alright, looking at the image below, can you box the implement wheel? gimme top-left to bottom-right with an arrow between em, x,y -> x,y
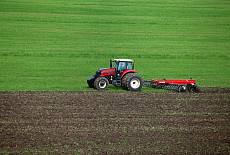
94,77 -> 109,90
187,84 -> 196,92
126,74 -> 143,91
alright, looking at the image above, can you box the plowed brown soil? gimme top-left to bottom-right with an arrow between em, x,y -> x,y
1,88 -> 229,154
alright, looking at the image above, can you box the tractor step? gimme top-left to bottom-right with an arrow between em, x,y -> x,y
112,77 -> 121,86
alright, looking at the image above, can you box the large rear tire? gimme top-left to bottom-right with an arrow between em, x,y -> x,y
122,73 -> 134,90
126,74 -> 143,91
94,77 -> 109,90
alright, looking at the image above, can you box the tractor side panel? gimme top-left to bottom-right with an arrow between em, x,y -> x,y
101,68 -> 116,77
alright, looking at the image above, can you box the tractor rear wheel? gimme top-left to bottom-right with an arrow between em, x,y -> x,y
126,74 -> 143,91
94,77 -> 109,90
122,73 -> 134,90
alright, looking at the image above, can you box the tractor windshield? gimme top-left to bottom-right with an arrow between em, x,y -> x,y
117,61 -> 133,71
118,62 -> 126,71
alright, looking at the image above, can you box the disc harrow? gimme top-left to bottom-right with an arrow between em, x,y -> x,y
144,78 -> 198,92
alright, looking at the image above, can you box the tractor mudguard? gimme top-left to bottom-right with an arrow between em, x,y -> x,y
121,70 -> 138,78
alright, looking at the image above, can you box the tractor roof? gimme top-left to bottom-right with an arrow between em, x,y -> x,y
114,59 -> 134,62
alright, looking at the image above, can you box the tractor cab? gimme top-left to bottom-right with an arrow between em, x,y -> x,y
111,59 -> 134,77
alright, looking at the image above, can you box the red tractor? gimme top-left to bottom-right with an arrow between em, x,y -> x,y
87,59 -> 143,91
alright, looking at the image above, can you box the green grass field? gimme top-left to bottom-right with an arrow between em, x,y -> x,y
1,0 -> 230,91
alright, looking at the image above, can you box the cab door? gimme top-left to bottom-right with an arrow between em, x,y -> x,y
117,61 -> 127,77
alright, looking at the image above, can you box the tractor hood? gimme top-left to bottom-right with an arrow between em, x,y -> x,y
96,68 -> 110,73
96,68 -> 111,75
95,68 -> 116,77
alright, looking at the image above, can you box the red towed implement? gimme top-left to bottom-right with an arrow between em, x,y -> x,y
144,78 -> 197,92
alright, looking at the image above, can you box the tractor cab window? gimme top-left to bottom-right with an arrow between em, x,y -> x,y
118,62 -> 126,71
114,61 -> 118,69
127,62 -> 133,69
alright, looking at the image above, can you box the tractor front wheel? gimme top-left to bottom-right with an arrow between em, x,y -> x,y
94,77 -> 109,90
126,74 -> 143,91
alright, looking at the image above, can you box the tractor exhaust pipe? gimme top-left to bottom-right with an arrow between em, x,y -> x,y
110,59 -> 113,68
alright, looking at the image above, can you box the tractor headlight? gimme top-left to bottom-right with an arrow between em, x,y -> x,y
96,70 -> 101,75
